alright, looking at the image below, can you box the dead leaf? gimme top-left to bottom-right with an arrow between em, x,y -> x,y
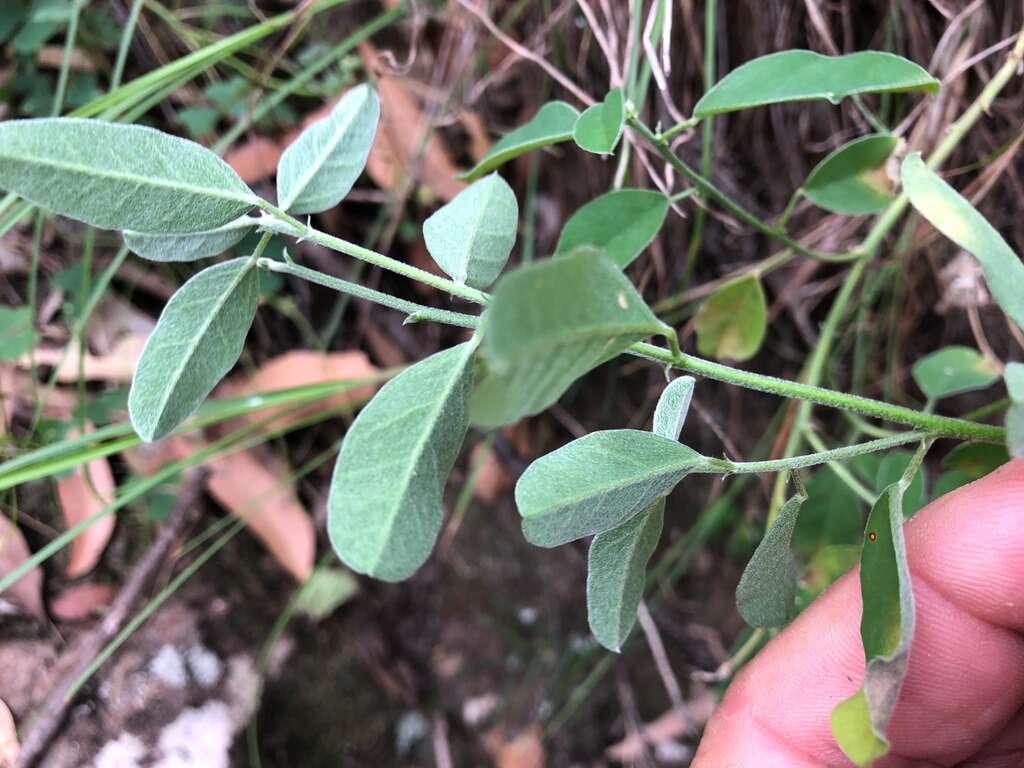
206,449 -> 314,583
0,513 -> 45,621
58,424 -> 117,578
50,582 -> 117,622
470,443 -> 510,505
23,333 -> 147,383
0,698 -> 18,768
483,724 -> 545,768
36,46 -> 94,71
605,710 -> 691,763
225,136 -> 284,185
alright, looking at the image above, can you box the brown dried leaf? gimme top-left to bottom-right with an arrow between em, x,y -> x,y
206,449 -> 314,583
50,582 -> 117,622
0,698 -> 18,768
225,136 -> 283,185
58,424 -> 117,578
0,514 -> 44,621
483,724 -> 545,768
470,443 -> 511,505
23,333 -> 147,383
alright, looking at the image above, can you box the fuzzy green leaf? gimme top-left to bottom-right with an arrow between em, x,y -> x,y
555,190 -> 669,269
0,306 -> 36,361
573,87 -> 624,155
294,567 -> 359,621
652,376 -> 695,440
902,153 -> 1024,333
831,690 -> 890,767
695,274 -> 767,362
516,430 -> 701,547
328,341 -> 475,581
911,345 -> 1000,401
1004,361 -> 1024,402
422,173 -> 518,289
736,480 -> 807,627
471,249 -> 670,427
458,101 -> 580,181
802,134 -> 898,214
0,118 -> 257,233
694,51 -> 938,117
1005,363 -> 1024,458
276,84 -> 380,214
129,258 -> 259,441
587,499 -> 663,652
124,217 -> 254,262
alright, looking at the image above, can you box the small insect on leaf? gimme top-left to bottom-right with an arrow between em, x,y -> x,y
459,101 -> 580,181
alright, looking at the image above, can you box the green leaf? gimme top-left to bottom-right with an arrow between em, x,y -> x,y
875,451 -> 926,520
1005,363 -> 1024,458
124,217 -> 254,262
573,87 -> 624,155
793,470 -> 864,557
555,190 -> 669,269
902,153 -> 1024,333
911,345 -> 1000,401
932,469 -> 973,498
831,467 -> 919,766
802,134 -> 898,215
422,173 -> 518,289
294,567 -> 359,621
735,478 -> 807,627
276,84 -> 380,214
693,51 -> 938,117
587,499 -> 663,652
652,376 -> 695,440
128,258 -> 259,441
328,341 -> 475,582
0,306 -> 36,361
0,118 -> 257,233
458,101 -> 580,181
472,249 -> 670,427
941,442 -> 1009,480
1004,361 -> 1024,402
695,274 -> 767,362
515,430 -> 701,547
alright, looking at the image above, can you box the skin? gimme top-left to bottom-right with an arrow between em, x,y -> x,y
693,459 -> 1024,768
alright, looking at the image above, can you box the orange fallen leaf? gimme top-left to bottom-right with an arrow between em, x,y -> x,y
470,442 -> 511,505
205,449 -> 314,583
58,424 -> 117,578
50,582 -> 117,622
0,698 -> 18,768
225,135 -> 284,185
23,333 -> 147,383
0,513 -> 44,621
483,724 -> 545,768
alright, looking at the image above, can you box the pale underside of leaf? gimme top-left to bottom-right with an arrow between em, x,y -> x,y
0,118 -> 257,233
277,84 -> 380,214
124,217 -> 255,262
694,50 -> 938,117
129,257 -> 259,441
327,341 -> 475,581
652,376 -> 695,441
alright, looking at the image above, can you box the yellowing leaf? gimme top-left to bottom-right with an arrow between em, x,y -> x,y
695,275 -> 767,362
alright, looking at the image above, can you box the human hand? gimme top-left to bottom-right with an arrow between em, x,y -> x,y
693,460 -> 1024,767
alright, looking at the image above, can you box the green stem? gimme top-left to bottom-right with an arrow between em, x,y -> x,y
683,0 -> 717,284
257,207 -> 489,305
111,0 -> 145,91
259,258 -> 481,329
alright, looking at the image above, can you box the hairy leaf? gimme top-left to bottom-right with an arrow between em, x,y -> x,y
695,274 -> 767,362
573,87 -> 624,155
423,173 -> 518,289
1005,363 -> 1024,458
555,190 -> 669,269
124,217 -> 254,262
875,451 -> 927,520
472,249 -> 670,427
459,101 -> 580,181
587,499 -> 663,652
652,376 -> 695,440
515,430 -> 701,547
328,341 -> 475,581
694,51 -> 938,117
802,134 -> 898,214
129,258 -> 258,441
277,84 -> 380,214
911,345 -> 999,401
736,480 -> 807,627
902,153 -> 1024,333
0,118 -> 256,233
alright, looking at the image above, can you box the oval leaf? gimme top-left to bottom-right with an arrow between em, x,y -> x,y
0,118 -> 257,233
652,376 -> 695,440
902,153 -> 1024,333
736,480 -> 807,627
124,217 -> 254,262
277,84 -> 380,214
694,51 -> 938,117
128,258 -> 259,441
328,341 -> 475,582
472,250 -> 670,427
587,499 -> 663,652
573,87 -> 624,155
555,189 -> 669,269
695,274 -> 767,362
911,345 -> 1000,401
515,430 -> 701,547
458,101 -> 580,181
802,134 -> 898,214
423,173 -> 518,289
